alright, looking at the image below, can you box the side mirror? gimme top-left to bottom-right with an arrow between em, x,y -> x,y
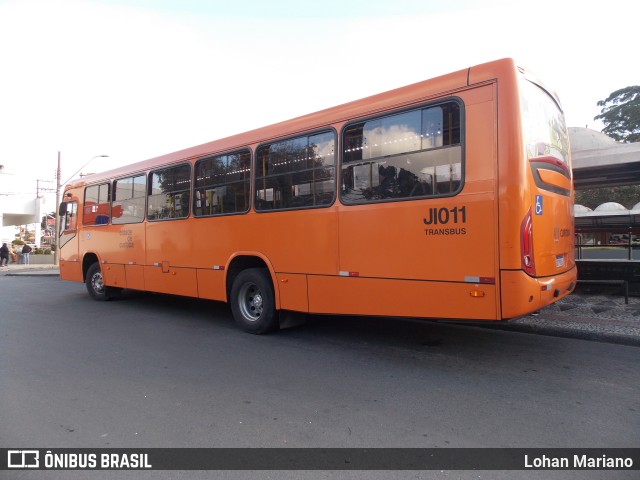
58,202 -> 67,216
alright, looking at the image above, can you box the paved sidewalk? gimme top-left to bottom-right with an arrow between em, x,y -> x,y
0,263 -> 59,276
2,264 -> 639,345
499,293 -> 640,346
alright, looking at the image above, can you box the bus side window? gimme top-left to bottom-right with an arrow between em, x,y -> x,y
113,174 -> 146,224
83,182 -> 111,225
255,130 -> 336,211
341,102 -> 462,204
147,164 -> 191,221
194,150 -> 252,217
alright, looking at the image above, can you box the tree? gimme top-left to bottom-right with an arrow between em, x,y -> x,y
594,86 -> 640,143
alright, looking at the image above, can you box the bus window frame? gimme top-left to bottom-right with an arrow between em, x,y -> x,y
193,148 -> 253,218
83,182 -> 112,226
59,199 -> 78,248
147,162 -> 193,222
339,97 -> 466,206
254,127 -> 338,213
112,172 -> 148,225
60,200 -> 78,232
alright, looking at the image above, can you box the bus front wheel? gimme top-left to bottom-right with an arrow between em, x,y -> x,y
85,262 -> 116,301
230,268 -> 279,334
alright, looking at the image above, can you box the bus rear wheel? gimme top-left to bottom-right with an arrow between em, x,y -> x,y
230,268 -> 279,334
85,262 -> 117,301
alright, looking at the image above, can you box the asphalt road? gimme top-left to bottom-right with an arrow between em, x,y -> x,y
1,276 -> 639,480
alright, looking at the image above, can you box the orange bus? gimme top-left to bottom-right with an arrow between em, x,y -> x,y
58,58 -> 576,334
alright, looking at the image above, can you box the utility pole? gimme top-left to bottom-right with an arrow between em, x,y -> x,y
54,151 -> 61,266
36,179 -> 55,249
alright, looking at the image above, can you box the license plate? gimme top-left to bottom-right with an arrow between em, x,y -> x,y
556,255 -> 565,268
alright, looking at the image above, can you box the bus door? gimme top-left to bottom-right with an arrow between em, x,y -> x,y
58,198 -> 82,282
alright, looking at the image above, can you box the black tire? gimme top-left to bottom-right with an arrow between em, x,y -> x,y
230,268 -> 279,334
85,262 -> 116,301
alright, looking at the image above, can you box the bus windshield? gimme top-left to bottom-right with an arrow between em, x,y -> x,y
521,79 -> 570,171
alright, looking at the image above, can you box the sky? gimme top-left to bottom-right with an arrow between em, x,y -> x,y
0,0 -> 638,207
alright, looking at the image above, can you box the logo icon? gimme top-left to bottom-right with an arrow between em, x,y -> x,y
535,195 -> 543,215
8,450 -> 39,468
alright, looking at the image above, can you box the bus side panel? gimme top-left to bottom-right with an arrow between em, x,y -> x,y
98,223 -> 146,267
334,84 -> 498,320
145,221 -> 187,269
276,273 -> 309,312
230,209 -> 339,276
144,221 -> 198,297
187,210 -> 336,303
308,276 -> 496,320
196,269 -> 226,301
59,260 -> 83,282
125,264 -> 145,291
465,86 -> 502,317
336,195 -> 496,282
82,223 -> 146,289
143,265 -> 199,297
102,263 -> 126,289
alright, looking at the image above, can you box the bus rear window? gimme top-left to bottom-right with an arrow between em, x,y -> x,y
521,79 -> 570,169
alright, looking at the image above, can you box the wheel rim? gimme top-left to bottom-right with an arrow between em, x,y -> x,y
91,271 -> 105,295
238,282 -> 263,322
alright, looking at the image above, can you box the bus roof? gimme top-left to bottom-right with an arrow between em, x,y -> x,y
67,58 -> 518,189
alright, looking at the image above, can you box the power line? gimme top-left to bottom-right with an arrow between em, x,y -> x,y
0,191 -> 48,196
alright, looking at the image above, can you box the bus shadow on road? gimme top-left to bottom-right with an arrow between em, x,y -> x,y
101,289 -> 551,358
279,312 -> 540,356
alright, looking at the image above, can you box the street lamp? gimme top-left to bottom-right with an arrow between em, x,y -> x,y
53,153 -> 108,266
61,154 -> 109,185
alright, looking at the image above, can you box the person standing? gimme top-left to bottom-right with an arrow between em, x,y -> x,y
0,243 -> 9,267
21,244 -> 32,264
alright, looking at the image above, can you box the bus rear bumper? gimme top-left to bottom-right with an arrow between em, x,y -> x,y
500,266 -> 577,319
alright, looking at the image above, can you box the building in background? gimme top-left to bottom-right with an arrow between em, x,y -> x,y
0,164 -> 45,245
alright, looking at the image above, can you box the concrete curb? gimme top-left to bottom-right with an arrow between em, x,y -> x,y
0,266 -> 60,277
478,320 -> 640,347
5,271 -> 60,277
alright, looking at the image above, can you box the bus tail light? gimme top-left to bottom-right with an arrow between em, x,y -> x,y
520,207 -> 536,277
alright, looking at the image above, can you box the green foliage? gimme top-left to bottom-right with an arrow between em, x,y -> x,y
12,239 -> 25,245
594,86 -> 640,143
575,185 -> 640,210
